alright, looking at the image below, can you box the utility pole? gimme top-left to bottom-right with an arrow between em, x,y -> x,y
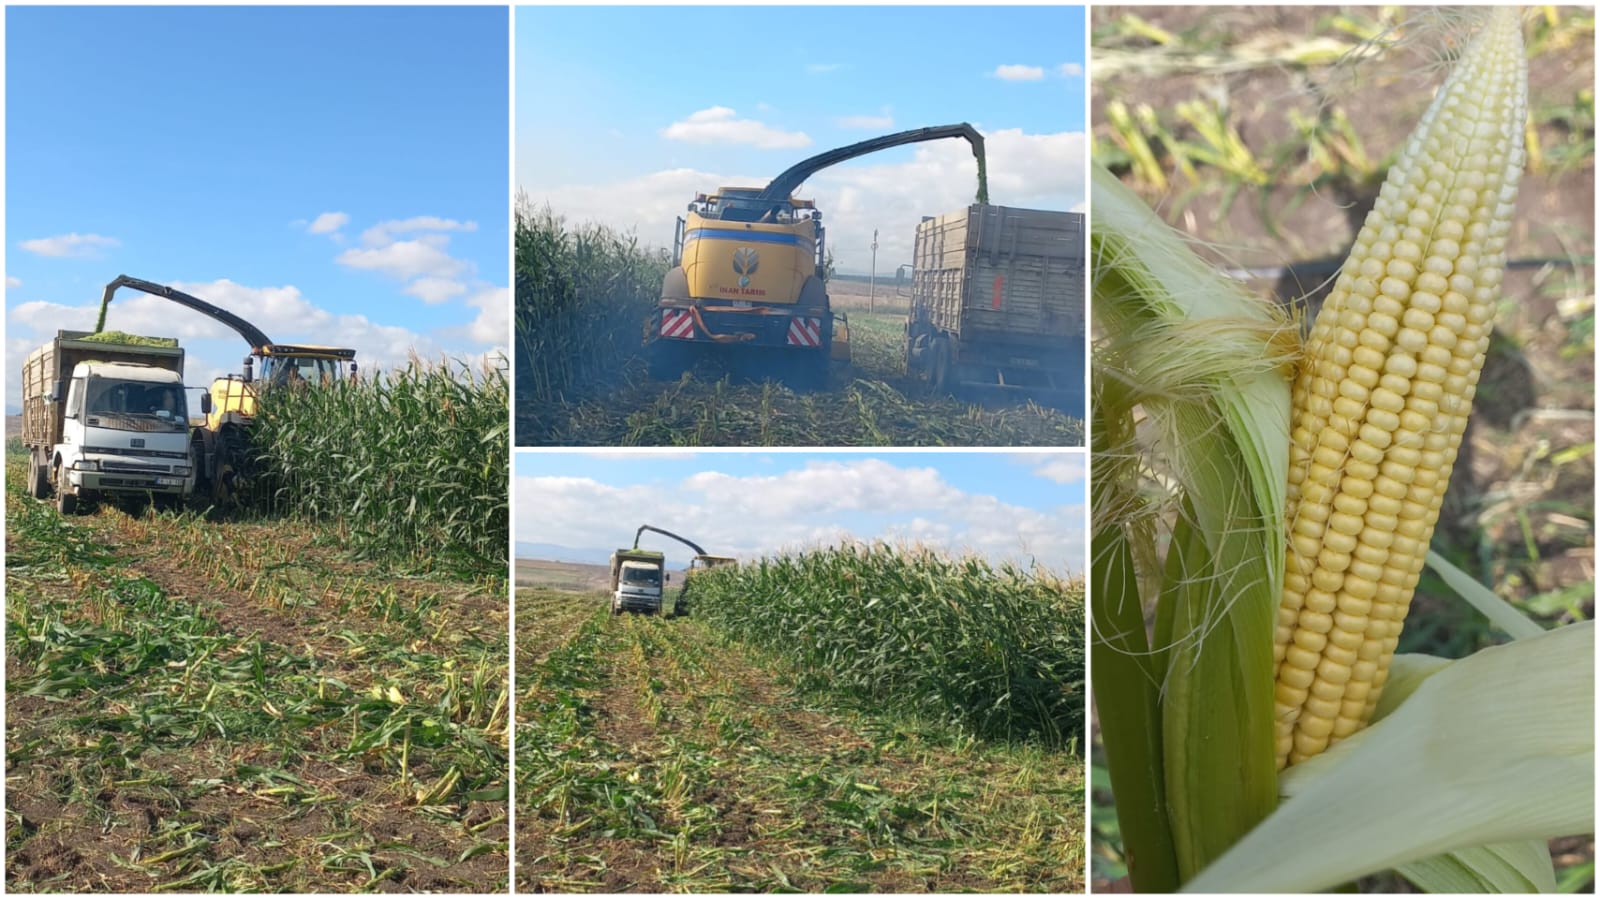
869,229 -> 879,314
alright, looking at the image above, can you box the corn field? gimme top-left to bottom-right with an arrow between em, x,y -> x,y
515,197 -> 669,404
251,357 -> 509,577
692,544 -> 1086,748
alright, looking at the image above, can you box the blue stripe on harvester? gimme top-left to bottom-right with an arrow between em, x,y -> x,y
682,229 -> 806,246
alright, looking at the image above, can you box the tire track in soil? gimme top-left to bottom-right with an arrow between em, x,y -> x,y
5,508 -> 509,893
537,616 -> 1042,893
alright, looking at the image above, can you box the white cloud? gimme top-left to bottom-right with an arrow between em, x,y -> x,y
6,277 -> 20,289
533,167 -> 746,236
18,233 -> 120,258
307,212 -> 350,234
526,129 -> 1087,273
994,64 -> 1046,81
361,216 -> 478,248
837,111 -> 895,130
336,235 -> 469,281
1059,62 -> 1084,77
514,458 -> 1085,574
4,278 -> 462,412
661,107 -> 811,150
1012,452 -> 1087,485
405,277 -> 469,304
809,128 -> 1087,272
464,285 -> 510,347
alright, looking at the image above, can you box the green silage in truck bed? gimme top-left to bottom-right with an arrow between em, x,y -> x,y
77,330 -> 179,348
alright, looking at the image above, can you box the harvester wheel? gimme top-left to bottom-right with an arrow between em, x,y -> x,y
214,426 -> 257,506
647,340 -> 691,381
799,351 -> 830,391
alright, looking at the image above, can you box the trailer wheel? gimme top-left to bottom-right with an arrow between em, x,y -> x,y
930,337 -> 952,393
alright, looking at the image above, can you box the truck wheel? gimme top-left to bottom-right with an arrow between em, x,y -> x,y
28,454 -> 50,500
56,487 -> 77,516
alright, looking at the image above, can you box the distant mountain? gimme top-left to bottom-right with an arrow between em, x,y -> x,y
515,542 -> 614,566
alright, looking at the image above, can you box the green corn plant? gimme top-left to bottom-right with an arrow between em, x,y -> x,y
251,355 -> 509,577
692,543 -> 1085,748
1092,8 -> 1593,893
514,197 -> 669,405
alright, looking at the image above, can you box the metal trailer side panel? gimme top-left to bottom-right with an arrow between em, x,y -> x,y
912,205 -> 1085,346
20,343 -> 62,449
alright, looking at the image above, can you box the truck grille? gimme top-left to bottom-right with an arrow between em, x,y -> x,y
84,446 -> 190,460
102,461 -> 171,475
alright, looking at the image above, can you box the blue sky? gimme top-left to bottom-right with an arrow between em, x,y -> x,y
517,5 -> 1086,273
515,451 -> 1087,573
5,6 -> 509,412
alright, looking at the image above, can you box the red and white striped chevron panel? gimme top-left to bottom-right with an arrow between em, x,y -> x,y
661,309 -> 694,339
786,317 -> 822,348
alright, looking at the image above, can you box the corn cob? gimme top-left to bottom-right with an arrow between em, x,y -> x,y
1273,8 -> 1528,770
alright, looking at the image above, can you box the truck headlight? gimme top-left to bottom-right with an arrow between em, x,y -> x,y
172,465 -> 193,477
74,459 -> 100,472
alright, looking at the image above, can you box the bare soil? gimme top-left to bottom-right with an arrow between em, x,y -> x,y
6,482 -> 510,893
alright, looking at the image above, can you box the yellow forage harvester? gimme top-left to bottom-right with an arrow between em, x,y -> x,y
1273,7 -> 1529,769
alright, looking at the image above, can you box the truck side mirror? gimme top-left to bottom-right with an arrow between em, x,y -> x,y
47,380 -> 64,403
200,393 -> 212,415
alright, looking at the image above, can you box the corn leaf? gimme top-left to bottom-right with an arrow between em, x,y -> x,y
1425,549 -> 1546,641
1091,162 -> 1290,880
1396,840 -> 1557,893
1185,621 -> 1595,893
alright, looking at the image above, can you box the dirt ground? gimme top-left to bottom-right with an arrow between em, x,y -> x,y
5,475 -> 510,892
517,588 -> 1085,893
1090,5 -> 1594,891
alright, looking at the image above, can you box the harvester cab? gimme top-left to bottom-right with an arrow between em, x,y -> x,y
649,123 -> 988,388
96,275 -> 358,501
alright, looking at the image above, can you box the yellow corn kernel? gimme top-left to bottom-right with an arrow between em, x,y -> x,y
1274,8 -> 1527,770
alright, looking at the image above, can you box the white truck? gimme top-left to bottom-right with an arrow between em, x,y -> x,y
21,330 -> 196,514
610,548 -> 669,615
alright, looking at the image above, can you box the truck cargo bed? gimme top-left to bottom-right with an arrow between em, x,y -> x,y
911,205 -> 1085,344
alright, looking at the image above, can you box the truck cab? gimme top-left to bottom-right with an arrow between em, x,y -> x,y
612,559 -> 667,615
53,361 -> 194,512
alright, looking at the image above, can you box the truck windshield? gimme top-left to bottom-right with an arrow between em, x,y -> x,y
85,378 -> 188,432
621,566 -> 661,587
